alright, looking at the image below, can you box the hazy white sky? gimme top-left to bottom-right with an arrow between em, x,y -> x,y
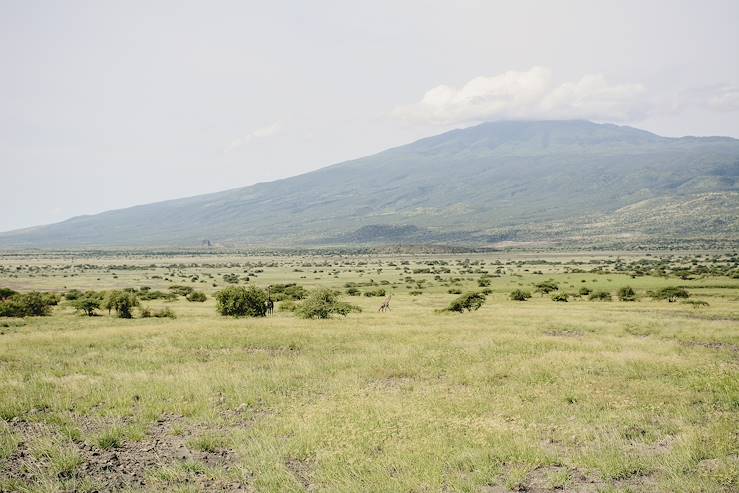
2,0 -> 738,231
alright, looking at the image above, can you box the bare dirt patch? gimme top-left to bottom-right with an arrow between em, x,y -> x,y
3,414 -> 249,491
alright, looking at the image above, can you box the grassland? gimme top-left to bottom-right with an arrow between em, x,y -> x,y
0,250 -> 737,492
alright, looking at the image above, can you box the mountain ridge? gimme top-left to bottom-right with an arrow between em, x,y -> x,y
3,120 -> 738,248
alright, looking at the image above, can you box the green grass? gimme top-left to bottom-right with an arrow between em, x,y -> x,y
0,250 -> 737,492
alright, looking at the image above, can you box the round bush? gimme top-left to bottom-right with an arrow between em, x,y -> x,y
215,286 -> 267,317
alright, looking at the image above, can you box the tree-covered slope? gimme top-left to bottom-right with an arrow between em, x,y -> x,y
2,120 -> 738,247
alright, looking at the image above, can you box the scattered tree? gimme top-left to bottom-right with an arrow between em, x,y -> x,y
102,290 -> 140,318
295,288 -> 361,319
186,291 -> 207,302
446,291 -> 486,312
617,286 -> 637,301
510,289 -> 532,301
650,287 -> 690,302
215,286 -> 267,317
589,290 -> 612,301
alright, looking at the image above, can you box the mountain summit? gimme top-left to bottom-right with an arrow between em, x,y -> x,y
2,120 -> 738,248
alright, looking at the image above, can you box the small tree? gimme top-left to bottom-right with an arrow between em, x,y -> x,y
0,288 -> 18,300
589,290 -> 612,301
533,279 -> 559,296
295,288 -> 361,319
72,297 -> 101,316
617,286 -> 637,301
446,291 -> 486,312
215,286 -> 267,317
650,287 -> 689,302
102,290 -> 139,318
578,286 -> 592,296
186,291 -> 207,302
509,289 -> 532,301
551,292 -> 569,302
0,291 -> 55,317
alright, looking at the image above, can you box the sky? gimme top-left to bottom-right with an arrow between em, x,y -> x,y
1,0 -> 738,232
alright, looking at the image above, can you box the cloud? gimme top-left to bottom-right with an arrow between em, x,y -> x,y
223,121 -> 281,154
701,85 -> 739,112
392,67 -> 649,125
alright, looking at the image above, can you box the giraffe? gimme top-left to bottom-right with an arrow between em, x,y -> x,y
266,286 -> 274,315
378,294 -> 392,312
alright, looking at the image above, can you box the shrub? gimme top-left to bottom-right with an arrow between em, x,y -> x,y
140,290 -> 177,301
295,288 -> 361,319
447,288 -> 463,294
186,291 -> 207,302
346,287 -> 361,296
650,286 -> 690,302
102,290 -> 139,318
578,286 -> 592,296
534,279 -> 559,295
551,292 -> 569,302
363,288 -> 386,297
270,283 -> 308,301
446,291 -> 486,312
477,278 -> 491,287
509,289 -> 532,301
71,297 -> 101,316
0,292 -> 55,317
279,299 -> 298,312
215,286 -> 267,317
0,288 -> 17,300
617,286 -> 637,301
589,290 -> 612,301
63,289 -> 83,301
169,285 -> 194,297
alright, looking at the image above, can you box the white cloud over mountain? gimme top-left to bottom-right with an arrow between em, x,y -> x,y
392,67 -> 649,125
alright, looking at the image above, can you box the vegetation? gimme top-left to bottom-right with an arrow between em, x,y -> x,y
101,290 -> 139,318
589,290 -> 612,301
71,296 -> 101,316
509,289 -> 532,301
551,292 -> 569,302
0,250 -> 737,492
295,288 -> 361,319
445,291 -> 487,312
215,286 -> 267,317
650,286 -> 690,302
0,291 -> 56,317
186,291 -> 207,302
617,286 -> 637,301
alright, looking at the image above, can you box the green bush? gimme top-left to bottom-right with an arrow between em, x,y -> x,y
533,279 -> 559,295
617,286 -> 637,301
345,287 -> 361,296
279,299 -> 298,312
139,290 -> 178,301
169,285 -> 194,297
71,297 -> 101,316
650,286 -> 689,302
509,289 -> 532,301
215,286 -> 267,317
578,286 -> 592,296
186,291 -> 207,302
589,290 -> 612,301
363,288 -> 386,297
551,292 -> 569,302
270,283 -> 308,301
102,290 -> 140,318
0,291 -> 55,317
0,288 -> 18,300
446,291 -> 486,312
295,288 -> 361,319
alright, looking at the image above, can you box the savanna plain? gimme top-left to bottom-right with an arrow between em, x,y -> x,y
0,250 -> 737,493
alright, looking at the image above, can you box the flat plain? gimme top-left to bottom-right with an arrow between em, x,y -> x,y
0,250 -> 737,492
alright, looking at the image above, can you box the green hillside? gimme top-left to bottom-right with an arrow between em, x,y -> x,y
2,120 -> 738,248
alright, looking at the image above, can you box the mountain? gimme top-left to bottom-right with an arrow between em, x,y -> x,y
2,120 -> 738,248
